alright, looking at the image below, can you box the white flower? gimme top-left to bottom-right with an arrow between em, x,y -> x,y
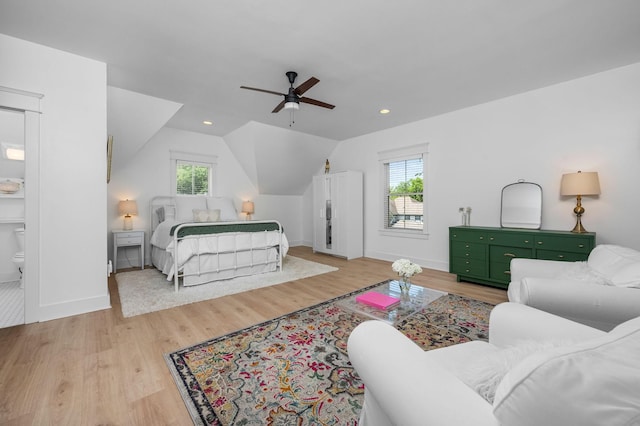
392,258 -> 423,279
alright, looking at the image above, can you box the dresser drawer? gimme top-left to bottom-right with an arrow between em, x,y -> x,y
536,250 -> 589,262
489,245 -> 533,265
450,229 -> 488,243
489,262 -> 513,284
451,257 -> 487,277
487,233 -> 533,248
534,235 -> 592,253
451,241 -> 486,259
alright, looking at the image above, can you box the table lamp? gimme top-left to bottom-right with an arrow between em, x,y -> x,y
560,171 -> 600,233
118,199 -> 138,230
242,201 -> 254,220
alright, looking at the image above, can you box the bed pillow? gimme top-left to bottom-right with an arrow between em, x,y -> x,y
176,197 -> 207,222
156,207 -> 166,223
207,197 -> 238,221
193,209 -> 221,223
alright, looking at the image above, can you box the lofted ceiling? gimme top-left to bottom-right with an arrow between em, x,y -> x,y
1,1 -> 640,142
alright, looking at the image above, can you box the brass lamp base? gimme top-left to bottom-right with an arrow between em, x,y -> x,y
571,216 -> 588,233
570,196 -> 588,233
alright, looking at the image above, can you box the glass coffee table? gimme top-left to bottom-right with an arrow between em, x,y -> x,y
338,280 -> 447,325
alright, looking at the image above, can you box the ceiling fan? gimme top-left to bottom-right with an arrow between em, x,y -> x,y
240,71 -> 335,113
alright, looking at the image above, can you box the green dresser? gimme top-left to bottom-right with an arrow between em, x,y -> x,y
449,226 -> 596,289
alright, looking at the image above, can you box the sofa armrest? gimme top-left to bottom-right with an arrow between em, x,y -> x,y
509,258 -> 572,283
488,302 -> 604,347
519,278 -> 640,331
348,321 -> 498,426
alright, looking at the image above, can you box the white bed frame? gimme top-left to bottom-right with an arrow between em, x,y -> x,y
150,196 -> 284,292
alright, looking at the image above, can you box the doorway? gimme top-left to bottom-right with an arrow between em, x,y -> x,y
0,86 -> 42,327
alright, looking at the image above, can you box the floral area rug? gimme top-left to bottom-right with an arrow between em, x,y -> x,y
164,281 -> 493,425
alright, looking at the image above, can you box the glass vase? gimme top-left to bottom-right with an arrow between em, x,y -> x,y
399,277 -> 412,296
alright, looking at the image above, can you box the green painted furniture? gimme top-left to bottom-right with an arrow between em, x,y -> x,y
449,226 -> 596,289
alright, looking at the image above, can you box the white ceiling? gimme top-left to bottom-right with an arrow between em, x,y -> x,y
1,0 -> 640,141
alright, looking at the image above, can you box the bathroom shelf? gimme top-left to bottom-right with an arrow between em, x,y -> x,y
0,218 -> 25,224
0,192 -> 24,198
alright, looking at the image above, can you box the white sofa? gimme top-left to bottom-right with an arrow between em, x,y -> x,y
508,244 -> 640,331
348,302 -> 640,426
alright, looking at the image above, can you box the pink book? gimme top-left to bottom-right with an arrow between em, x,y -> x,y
355,291 -> 401,310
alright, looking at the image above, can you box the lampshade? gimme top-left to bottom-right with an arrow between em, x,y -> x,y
560,171 -> 601,196
284,101 -> 299,110
118,199 -> 138,216
242,201 -> 255,214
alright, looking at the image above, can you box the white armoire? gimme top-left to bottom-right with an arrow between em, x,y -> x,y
312,170 -> 363,259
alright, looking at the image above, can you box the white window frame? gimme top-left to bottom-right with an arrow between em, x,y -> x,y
170,150 -> 218,196
378,143 -> 429,239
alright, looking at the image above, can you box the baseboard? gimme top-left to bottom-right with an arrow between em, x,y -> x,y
0,271 -> 20,283
37,294 -> 112,322
364,249 -> 448,272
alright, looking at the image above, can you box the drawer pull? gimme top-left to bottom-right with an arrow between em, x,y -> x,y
578,244 -> 584,248
537,241 -> 543,245
504,271 -> 511,275
479,236 -> 484,240
490,237 -> 494,241
557,254 -> 565,259
465,244 -> 470,248
465,269 -> 470,273
503,253 -> 516,258
465,253 -> 470,257
524,240 -> 529,243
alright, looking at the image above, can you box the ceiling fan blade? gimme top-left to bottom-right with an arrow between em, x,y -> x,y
240,86 -> 285,96
272,100 -> 286,113
294,77 -> 320,96
300,97 -> 335,110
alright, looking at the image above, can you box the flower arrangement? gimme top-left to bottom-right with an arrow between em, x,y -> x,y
392,259 -> 422,295
392,258 -> 422,279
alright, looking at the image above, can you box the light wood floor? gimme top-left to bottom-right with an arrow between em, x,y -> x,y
0,246 -> 507,425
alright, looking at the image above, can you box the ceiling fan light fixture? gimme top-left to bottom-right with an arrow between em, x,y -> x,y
284,101 -> 299,110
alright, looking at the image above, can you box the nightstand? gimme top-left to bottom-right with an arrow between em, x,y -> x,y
113,229 -> 145,273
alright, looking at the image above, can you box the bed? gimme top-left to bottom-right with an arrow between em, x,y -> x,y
149,196 -> 289,292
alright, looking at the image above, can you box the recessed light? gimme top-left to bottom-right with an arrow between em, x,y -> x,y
203,120 -> 213,126
379,109 -> 390,115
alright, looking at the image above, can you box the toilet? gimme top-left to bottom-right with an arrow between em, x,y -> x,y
12,227 -> 24,288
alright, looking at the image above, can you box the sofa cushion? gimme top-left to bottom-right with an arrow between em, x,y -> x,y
588,245 -> 640,279
492,316 -> 640,426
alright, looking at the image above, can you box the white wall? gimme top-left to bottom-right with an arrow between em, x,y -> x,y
107,127 -> 306,270
0,34 -> 109,321
308,62 -> 640,271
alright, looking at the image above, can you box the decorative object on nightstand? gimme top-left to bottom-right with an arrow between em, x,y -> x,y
118,199 -> 138,230
242,200 -> 254,220
560,171 -> 601,233
112,229 -> 144,273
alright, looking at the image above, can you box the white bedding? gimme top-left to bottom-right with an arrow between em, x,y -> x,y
150,219 -> 289,285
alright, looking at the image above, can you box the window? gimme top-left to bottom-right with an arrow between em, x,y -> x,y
379,144 -> 428,236
170,151 -> 217,196
176,160 -> 210,195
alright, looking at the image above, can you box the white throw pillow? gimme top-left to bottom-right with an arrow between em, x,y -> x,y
192,209 -> 220,223
206,197 -> 238,221
493,316 -> 640,426
458,341 -> 561,404
609,263 -> 640,288
588,245 -> 640,278
176,197 -> 207,222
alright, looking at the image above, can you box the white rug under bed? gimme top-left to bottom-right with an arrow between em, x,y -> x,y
115,256 -> 338,317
